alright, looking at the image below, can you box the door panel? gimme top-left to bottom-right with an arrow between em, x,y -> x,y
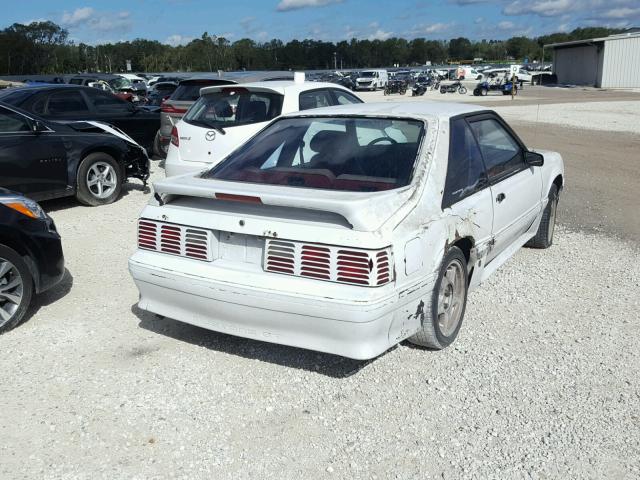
0,109 -> 68,197
489,168 -> 541,260
467,116 -> 542,261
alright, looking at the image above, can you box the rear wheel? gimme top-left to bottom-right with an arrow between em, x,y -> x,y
76,152 -> 123,206
409,247 -> 468,349
440,86 -> 446,94
0,245 -> 33,334
526,185 -> 559,249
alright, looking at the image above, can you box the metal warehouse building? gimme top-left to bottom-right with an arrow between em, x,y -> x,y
546,31 -> 640,88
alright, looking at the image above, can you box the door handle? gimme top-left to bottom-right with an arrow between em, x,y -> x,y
496,193 -> 506,203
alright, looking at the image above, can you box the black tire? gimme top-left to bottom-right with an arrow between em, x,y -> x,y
526,185 -> 559,249
409,247 -> 468,350
152,131 -> 166,159
0,244 -> 34,334
459,86 -> 467,94
440,86 -> 446,94
76,152 -> 123,206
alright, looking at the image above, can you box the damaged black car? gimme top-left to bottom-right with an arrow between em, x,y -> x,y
0,102 -> 149,206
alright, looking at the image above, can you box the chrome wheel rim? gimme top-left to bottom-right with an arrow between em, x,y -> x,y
548,196 -> 558,244
0,258 -> 23,327
437,259 -> 465,337
87,162 -> 117,199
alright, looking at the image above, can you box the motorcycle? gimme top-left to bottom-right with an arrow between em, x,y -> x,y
411,75 -> 438,96
440,80 -> 467,94
384,79 -> 407,95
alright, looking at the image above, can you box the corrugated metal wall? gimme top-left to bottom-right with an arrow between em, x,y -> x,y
601,37 -> 640,88
554,45 -> 601,86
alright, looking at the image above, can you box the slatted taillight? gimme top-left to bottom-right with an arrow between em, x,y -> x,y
265,240 -> 295,274
301,245 -> 331,280
264,239 -> 393,287
137,220 -> 157,250
137,219 -> 211,262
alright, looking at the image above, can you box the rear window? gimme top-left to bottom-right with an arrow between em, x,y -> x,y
204,116 -> 424,192
170,80 -> 234,101
184,88 -> 284,129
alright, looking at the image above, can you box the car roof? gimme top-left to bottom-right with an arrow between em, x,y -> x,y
279,101 -> 487,120
199,81 -> 354,96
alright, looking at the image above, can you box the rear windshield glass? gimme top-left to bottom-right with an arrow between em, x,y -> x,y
184,88 -> 284,129
171,80 -> 234,101
203,116 -> 424,192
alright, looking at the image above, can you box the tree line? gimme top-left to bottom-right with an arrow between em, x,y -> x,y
0,21 -> 625,75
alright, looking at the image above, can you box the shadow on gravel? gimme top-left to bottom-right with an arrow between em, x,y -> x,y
21,268 -> 74,327
132,304 -> 376,378
40,181 -> 149,214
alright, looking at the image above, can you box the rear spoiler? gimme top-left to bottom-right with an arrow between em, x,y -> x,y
152,174 -> 412,232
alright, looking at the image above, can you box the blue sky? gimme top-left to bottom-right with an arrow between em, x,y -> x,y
7,0 -> 640,45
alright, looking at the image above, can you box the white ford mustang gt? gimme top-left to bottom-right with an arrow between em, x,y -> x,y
129,102 -> 564,360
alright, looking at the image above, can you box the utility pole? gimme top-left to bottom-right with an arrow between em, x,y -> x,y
333,52 -> 337,70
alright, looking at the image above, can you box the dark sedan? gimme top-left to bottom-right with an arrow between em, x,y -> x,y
0,189 -> 64,332
0,84 -> 160,152
0,102 -> 149,206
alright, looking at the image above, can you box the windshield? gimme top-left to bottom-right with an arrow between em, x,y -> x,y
108,77 -> 132,90
184,88 -> 284,129
203,116 -> 425,192
360,72 -> 375,78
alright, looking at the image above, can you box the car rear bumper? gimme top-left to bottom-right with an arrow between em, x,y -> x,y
129,256 -> 407,360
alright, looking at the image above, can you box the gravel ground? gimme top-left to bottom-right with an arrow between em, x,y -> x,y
1,161 -> 639,480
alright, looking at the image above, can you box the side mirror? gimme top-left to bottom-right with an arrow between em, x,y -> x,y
525,150 -> 544,167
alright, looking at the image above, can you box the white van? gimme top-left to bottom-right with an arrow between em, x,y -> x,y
355,69 -> 388,90
457,67 -> 483,81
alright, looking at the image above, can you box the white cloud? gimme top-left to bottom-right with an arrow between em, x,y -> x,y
410,22 -> 454,36
498,20 -> 516,29
61,7 -> 94,27
503,0 -> 575,17
503,0 -> 640,20
600,7 -> 640,18
368,29 -> 393,40
61,7 -> 132,33
277,0 -> 344,12
165,34 -> 195,46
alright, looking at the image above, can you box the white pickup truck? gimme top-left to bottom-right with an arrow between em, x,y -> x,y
129,102 -> 564,360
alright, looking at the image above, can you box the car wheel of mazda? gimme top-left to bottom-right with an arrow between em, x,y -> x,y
0,245 -> 33,334
409,246 -> 468,350
76,153 -> 123,206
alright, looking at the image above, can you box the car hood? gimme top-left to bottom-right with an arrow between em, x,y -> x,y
152,173 -> 415,232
